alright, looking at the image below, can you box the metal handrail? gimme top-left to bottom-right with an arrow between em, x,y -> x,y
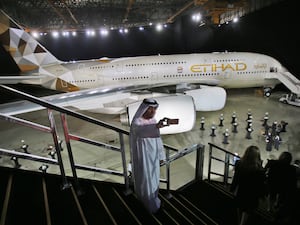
0,84 -> 204,194
207,142 -> 240,186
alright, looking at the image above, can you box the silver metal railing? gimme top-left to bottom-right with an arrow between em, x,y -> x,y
207,142 -> 240,187
0,85 -> 205,195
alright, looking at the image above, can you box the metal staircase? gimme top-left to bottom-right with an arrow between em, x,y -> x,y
275,72 -> 300,95
0,165 -> 279,225
0,166 -> 219,225
0,85 -> 281,225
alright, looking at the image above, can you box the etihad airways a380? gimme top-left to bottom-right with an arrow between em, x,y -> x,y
0,10 -> 299,134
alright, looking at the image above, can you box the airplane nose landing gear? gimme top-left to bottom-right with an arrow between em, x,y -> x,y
264,87 -> 272,97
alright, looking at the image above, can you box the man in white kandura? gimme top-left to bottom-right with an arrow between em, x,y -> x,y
129,98 -> 168,213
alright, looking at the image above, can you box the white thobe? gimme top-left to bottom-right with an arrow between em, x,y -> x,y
130,117 -> 166,213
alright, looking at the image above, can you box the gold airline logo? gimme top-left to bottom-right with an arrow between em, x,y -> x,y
254,63 -> 267,69
190,63 -> 247,73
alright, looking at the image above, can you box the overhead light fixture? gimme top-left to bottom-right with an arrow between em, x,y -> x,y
86,29 -> 96,36
233,17 -> 239,23
156,24 -> 163,31
192,13 -> 202,22
62,31 -> 70,37
100,29 -> 109,36
52,31 -> 59,38
31,31 -> 39,38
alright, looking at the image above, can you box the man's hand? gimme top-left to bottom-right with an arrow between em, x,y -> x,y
157,117 -> 169,128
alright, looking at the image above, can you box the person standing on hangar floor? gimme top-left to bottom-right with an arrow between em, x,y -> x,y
230,145 -> 266,225
129,98 -> 169,214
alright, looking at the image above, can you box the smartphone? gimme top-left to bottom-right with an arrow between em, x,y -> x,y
168,119 -> 179,124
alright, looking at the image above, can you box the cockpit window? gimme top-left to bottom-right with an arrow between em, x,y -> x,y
270,67 -> 277,72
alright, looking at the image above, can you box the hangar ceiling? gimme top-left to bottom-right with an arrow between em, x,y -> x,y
0,0 -> 283,32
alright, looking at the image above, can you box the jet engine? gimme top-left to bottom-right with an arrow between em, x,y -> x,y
184,86 -> 226,111
120,95 -> 196,134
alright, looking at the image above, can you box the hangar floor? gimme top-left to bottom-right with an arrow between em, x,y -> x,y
0,87 -> 299,190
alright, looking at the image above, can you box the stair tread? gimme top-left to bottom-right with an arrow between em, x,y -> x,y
0,166 -> 279,225
0,167 -> 10,216
45,175 -> 85,225
92,181 -> 140,225
6,169 -> 47,225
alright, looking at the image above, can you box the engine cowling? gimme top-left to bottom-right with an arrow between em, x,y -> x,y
184,86 -> 226,111
120,95 -> 196,134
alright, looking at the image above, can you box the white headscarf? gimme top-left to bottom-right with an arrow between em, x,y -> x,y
131,98 -> 159,123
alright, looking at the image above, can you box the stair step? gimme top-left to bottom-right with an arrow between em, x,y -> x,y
76,179 -> 118,225
0,166 -> 279,225
158,192 -> 201,225
45,174 -> 86,225
179,180 -> 237,225
169,193 -> 219,225
5,169 -> 47,225
0,167 -> 10,217
112,185 -> 161,225
92,181 -> 141,225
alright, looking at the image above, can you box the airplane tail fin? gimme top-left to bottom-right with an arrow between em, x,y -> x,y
0,10 -> 61,73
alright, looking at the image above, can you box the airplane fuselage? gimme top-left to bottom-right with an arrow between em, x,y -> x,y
46,52 -> 282,91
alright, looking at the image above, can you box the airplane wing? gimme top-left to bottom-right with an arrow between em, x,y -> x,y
0,81 -> 226,115
0,84 -> 154,114
0,83 -> 226,134
0,80 -> 228,135
0,84 -> 201,134
0,75 -> 48,84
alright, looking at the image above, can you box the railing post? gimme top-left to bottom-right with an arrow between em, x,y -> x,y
119,133 -> 132,195
47,109 -> 70,189
224,153 -> 230,186
60,113 -> 84,194
195,144 -> 205,181
208,144 -> 213,181
164,148 -> 172,199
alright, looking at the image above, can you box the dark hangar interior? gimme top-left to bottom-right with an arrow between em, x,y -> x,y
0,0 -> 284,32
0,0 -> 299,79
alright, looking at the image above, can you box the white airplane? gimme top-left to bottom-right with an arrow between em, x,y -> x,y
0,10 -> 298,134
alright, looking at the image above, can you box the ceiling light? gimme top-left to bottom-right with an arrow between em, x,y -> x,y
52,31 -> 59,38
192,13 -> 202,22
156,24 -> 163,31
62,31 -> 69,37
86,29 -> 95,36
31,32 -> 39,38
100,29 -> 109,36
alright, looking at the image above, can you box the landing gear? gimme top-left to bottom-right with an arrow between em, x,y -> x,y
263,87 -> 272,97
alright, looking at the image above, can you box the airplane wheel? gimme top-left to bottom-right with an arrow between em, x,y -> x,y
265,91 -> 271,97
263,87 -> 272,97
